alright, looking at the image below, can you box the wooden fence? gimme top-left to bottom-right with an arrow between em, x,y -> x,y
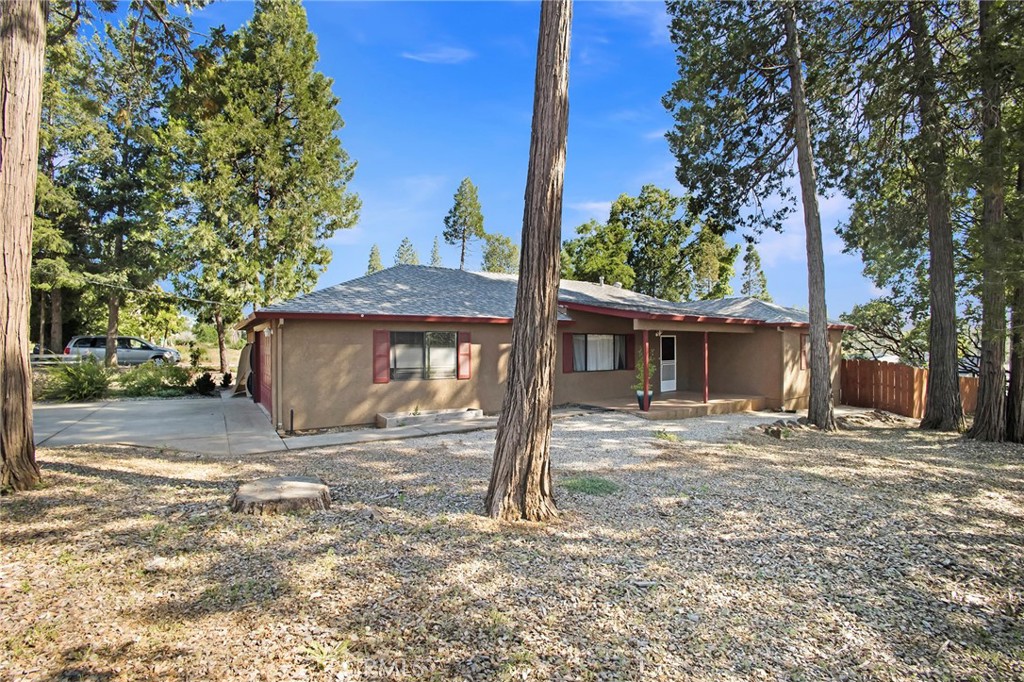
840,359 -> 978,419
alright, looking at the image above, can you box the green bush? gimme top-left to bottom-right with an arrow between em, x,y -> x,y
194,324 -> 218,345
193,372 -> 217,396
120,363 -> 191,397
220,372 -> 232,388
48,358 -> 112,402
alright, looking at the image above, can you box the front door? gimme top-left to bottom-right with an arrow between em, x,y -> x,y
661,335 -> 677,392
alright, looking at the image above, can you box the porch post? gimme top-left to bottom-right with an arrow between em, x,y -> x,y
703,331 -> 709,403
643,329 -> 650,411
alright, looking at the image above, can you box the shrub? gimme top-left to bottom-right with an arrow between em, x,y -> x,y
193,372 -> 217,396
187,341 -> 203,369
48,358 -> 112,402
221,372 -> 232,387
120,363 -> 191,397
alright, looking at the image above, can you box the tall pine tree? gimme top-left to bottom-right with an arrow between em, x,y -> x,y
740,242 -> 772,301
394,238 -> 419,265
443,177 -> 485,269
367,244 -> 384,274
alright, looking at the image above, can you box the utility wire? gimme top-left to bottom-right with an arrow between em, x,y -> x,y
81,274 -> 223,307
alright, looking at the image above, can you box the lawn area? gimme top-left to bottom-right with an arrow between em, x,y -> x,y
2,415 -> 1023,680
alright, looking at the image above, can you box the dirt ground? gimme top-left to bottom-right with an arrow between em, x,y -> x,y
2,414 -> 1022,681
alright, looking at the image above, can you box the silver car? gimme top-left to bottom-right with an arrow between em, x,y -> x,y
64,336 -> 181,365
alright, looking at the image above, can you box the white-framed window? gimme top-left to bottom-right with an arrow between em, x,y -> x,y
572,334 -> 628,372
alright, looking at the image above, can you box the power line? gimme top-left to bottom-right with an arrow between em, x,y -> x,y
81,275 -> 224,307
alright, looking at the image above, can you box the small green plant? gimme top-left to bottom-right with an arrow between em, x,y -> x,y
120,363 -> 191,397
303,639 -> 350,672
48,357 -> 111,401
562,476 -> 619,495
654,429 -> 679,442
412,404 -> 421,416
220,372 -> 232,387
192,372 -> 217,396
631,347 -> 658,392
187,341 -> 203,369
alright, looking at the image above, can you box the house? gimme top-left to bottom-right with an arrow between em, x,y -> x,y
238,265 -> 847,431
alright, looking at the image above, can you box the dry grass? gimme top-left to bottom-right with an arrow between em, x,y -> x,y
2,416 -> 1023,681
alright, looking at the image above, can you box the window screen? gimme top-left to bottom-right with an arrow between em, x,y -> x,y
572,334 -> 628,372
390,331 -> 459,380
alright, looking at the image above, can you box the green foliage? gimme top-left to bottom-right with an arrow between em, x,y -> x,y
481,233 -> 519,274
430,237 -> 443,267
394,238 -> 419,266
192,372 -> 217,396
654,429 -> 679,442
632,348 -> 658,392
366,245 -> 383,274
443,177 -> 486,269
840,299 -> 929,367
187,341 -> 202,369
120,363 -> 191,397
194,323 -> 218,345
48,358 -> 112,402
687,224 -> 739,300
173,0 -> 360,323
562,219 -> 635,288
617,185 -> 693,301
740,242 -> 772,302
562,476 -> 618,496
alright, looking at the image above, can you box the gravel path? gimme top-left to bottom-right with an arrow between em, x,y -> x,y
3,410 -> 1022,681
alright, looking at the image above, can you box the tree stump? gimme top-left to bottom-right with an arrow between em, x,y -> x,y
229,476 -> 331,515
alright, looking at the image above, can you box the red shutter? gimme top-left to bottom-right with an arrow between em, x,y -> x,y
562,333 -> 574,373
625,334 -> 636,370
457,332 -> 472,379
373,330 -> 390,384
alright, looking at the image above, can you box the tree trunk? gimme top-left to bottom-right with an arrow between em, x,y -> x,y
485,0 -> 571,522
783,3 -> 836,431
910,1 -> 965,432
36,289 -> 46,352
50,287 -> 62,352
215,308 -> 228,374
105,292 -> 120,367
968,0 -> 1006,442
0,0 -> 46,492
1007,286 -> 1024,442
460,237 -> 466,270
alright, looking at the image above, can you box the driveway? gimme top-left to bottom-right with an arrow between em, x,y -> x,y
33,393 -> 286,457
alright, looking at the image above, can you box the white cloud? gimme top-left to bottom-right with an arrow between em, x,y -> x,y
401,46 -> 475,65
756,226 -> 806,268
595,1 -> 671,46
643,128 -> 668,141
567,200 -> 612,222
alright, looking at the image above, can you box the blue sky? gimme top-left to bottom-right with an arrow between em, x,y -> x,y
191,1 -> 879,315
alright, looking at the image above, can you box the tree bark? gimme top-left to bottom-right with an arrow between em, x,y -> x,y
910,1 -> 965,432
783,3 -> 836,431
50,287 -> 62,353
215,308 -> 228,374
485,0 -> 571,522
968,0 -> 1006,441
36,289 -> 46,352
1007,285 -> 1024,442
105,292 -> 120,367
1,0 -> 46,492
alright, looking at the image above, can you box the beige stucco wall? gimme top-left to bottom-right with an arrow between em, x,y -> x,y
267,314 -> 844,430
779,328 -> 844,410
554,311 -> 637,405
275,319 -> 512,430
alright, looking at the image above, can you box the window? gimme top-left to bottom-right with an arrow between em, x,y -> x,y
571,334 -> 628,372
390,331 -> 458,380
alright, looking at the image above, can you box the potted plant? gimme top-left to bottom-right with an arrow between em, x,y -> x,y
631,349 -> 657,410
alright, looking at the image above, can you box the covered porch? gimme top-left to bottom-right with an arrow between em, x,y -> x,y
583,390 -> 768,420
631,318 -> 772,414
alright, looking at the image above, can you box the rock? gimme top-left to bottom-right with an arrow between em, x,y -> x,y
229,476 -> 331,515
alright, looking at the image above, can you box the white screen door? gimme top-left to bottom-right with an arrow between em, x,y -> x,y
661,335 -> 677,392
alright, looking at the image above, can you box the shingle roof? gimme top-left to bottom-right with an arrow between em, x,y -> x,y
257,265 -> 825,326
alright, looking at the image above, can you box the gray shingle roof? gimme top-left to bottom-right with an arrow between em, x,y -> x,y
258,265 -> 822,326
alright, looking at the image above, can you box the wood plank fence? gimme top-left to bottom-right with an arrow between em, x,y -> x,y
840,359 -> 978,419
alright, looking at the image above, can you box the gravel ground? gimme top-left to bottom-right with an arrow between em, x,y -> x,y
2,411 -> 1023,681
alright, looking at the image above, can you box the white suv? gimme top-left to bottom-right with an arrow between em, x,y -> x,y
64,336 -> 181,365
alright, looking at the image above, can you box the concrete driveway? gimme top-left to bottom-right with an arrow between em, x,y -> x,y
33,393 -> 286,456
